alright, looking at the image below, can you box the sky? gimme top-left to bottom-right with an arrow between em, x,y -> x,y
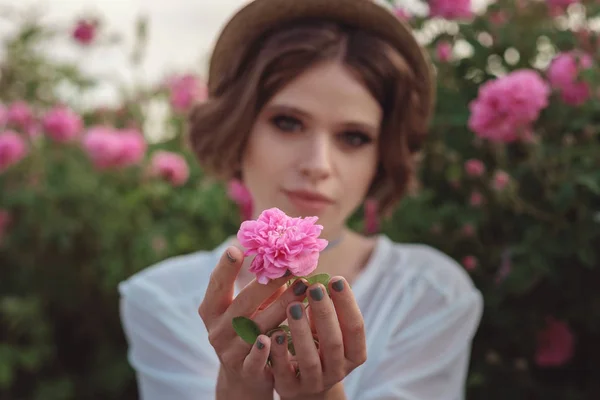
0,0 -> 492,109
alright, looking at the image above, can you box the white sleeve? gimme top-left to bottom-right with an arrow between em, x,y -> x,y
356,279 -> 483,400
119,277 -> 220,400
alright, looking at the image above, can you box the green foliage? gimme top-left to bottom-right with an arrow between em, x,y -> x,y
1,1 -> 600,399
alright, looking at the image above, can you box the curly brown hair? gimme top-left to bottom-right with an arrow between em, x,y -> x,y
188,19 -> 432,216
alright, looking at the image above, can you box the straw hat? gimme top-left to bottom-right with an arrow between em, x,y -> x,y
207,0 -> 435,120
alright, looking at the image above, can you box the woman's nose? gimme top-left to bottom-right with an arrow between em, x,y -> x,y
298,133 -> 332,182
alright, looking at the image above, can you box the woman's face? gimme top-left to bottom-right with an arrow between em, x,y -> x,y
241,61 -> 382,239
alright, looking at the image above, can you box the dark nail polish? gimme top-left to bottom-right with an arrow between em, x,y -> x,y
290,304 -> 303,320
226,250 -> 236,263
256,339 -> 265,349
293,281 -> 308,296
276,335 -> 286,345
309,287 -> 324,301
332,279 -> 344,292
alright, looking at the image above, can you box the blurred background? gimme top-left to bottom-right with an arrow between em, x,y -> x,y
1,0 -> 599,399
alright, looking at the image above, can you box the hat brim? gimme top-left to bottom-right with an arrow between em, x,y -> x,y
208,0 -> 435,118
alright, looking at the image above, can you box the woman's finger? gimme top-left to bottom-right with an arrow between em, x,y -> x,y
253,279 -> 309,332
329,277 -> 367,366
198,246 -> 244,322
287,302 -> 322,386
227,274 -> 291,319
242,335 -> 272,379
307,284 -> 345,378
269,331 -> 298,394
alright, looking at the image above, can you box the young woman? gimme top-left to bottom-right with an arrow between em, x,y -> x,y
119,0 -> 483,399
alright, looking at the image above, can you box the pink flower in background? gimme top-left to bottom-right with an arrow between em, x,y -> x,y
0,131 -> 28,173
546,0 -> 579,16
41,106 -> 83,142
468,70 -> 550,143
436,41 -> 452,62
488,10 -> 508,26
462,224 -> 475,237
429,0 -> 473,20
6,101 -> 34,130
535,317 -> 574,367
469,191 -> 484,207
237,207 -> 328,284
464,159 -> 486,177
0,209 -> 11,245
364,198 -> 379,235
148,151 -> 189,186
227,179 -> 254,221
82,127 -> 146,169
393,7 -> 412,20
115,129 -> 146,167
492,170 -> 511,191
547,51 -> 593,106
166,74 -> 208,113
462,255 -> 478,271
73,19 -> 97,45
82,127 -> 122,169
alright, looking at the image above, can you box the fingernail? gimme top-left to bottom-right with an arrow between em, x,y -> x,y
332,279 -> 344,292
226,250 -> 236,263
293,280 -> 308,296
309,287 -> 324,301
256,339 -> 265,349
276,334 -> 286,345
290,304 -> 303,320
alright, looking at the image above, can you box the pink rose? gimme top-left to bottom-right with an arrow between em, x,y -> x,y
464,159 -> 486,177
546,0 -> 579,16
73,19 -> 97,45
469,191 -> 484,207
462,224 -> 475,237
227,179 -> 254,221
6,101 -> 34,131
436,41 -> 452,62
237,207 -> 328,284
535,317 -> 574,367
492,170 -> 511,191
0,131 -> 28,173
363,198 -> 379,235
115,129 -> 146,167
393,7 -> 412,20
41,105 -> 83,142
0,209 -> 11,245
82,127 -> 146,169
148,151 -> 189,186
429,0 -> 473,20
468,70 -> 550,143
462,255 -> 478,271
488,10 -> 508,26
547,51 -> 593,106
166,74 -> 208,113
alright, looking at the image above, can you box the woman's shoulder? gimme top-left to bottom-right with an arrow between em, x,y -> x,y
118,239 -> 229,309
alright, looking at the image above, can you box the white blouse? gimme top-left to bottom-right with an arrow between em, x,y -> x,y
119,235 -> 483,400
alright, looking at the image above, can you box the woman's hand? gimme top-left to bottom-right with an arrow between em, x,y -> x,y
198,246 -> 309,399
270,277 -> 367,400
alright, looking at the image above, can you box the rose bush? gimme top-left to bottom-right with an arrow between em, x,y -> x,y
1,0 -> 599,399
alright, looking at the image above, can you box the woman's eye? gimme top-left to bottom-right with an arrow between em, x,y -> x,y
271,115 -> 303,132
340,131 -> 373,147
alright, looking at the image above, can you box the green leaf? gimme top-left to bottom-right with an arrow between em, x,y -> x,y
232,316 -> 261,345
306,273 -> 331,287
